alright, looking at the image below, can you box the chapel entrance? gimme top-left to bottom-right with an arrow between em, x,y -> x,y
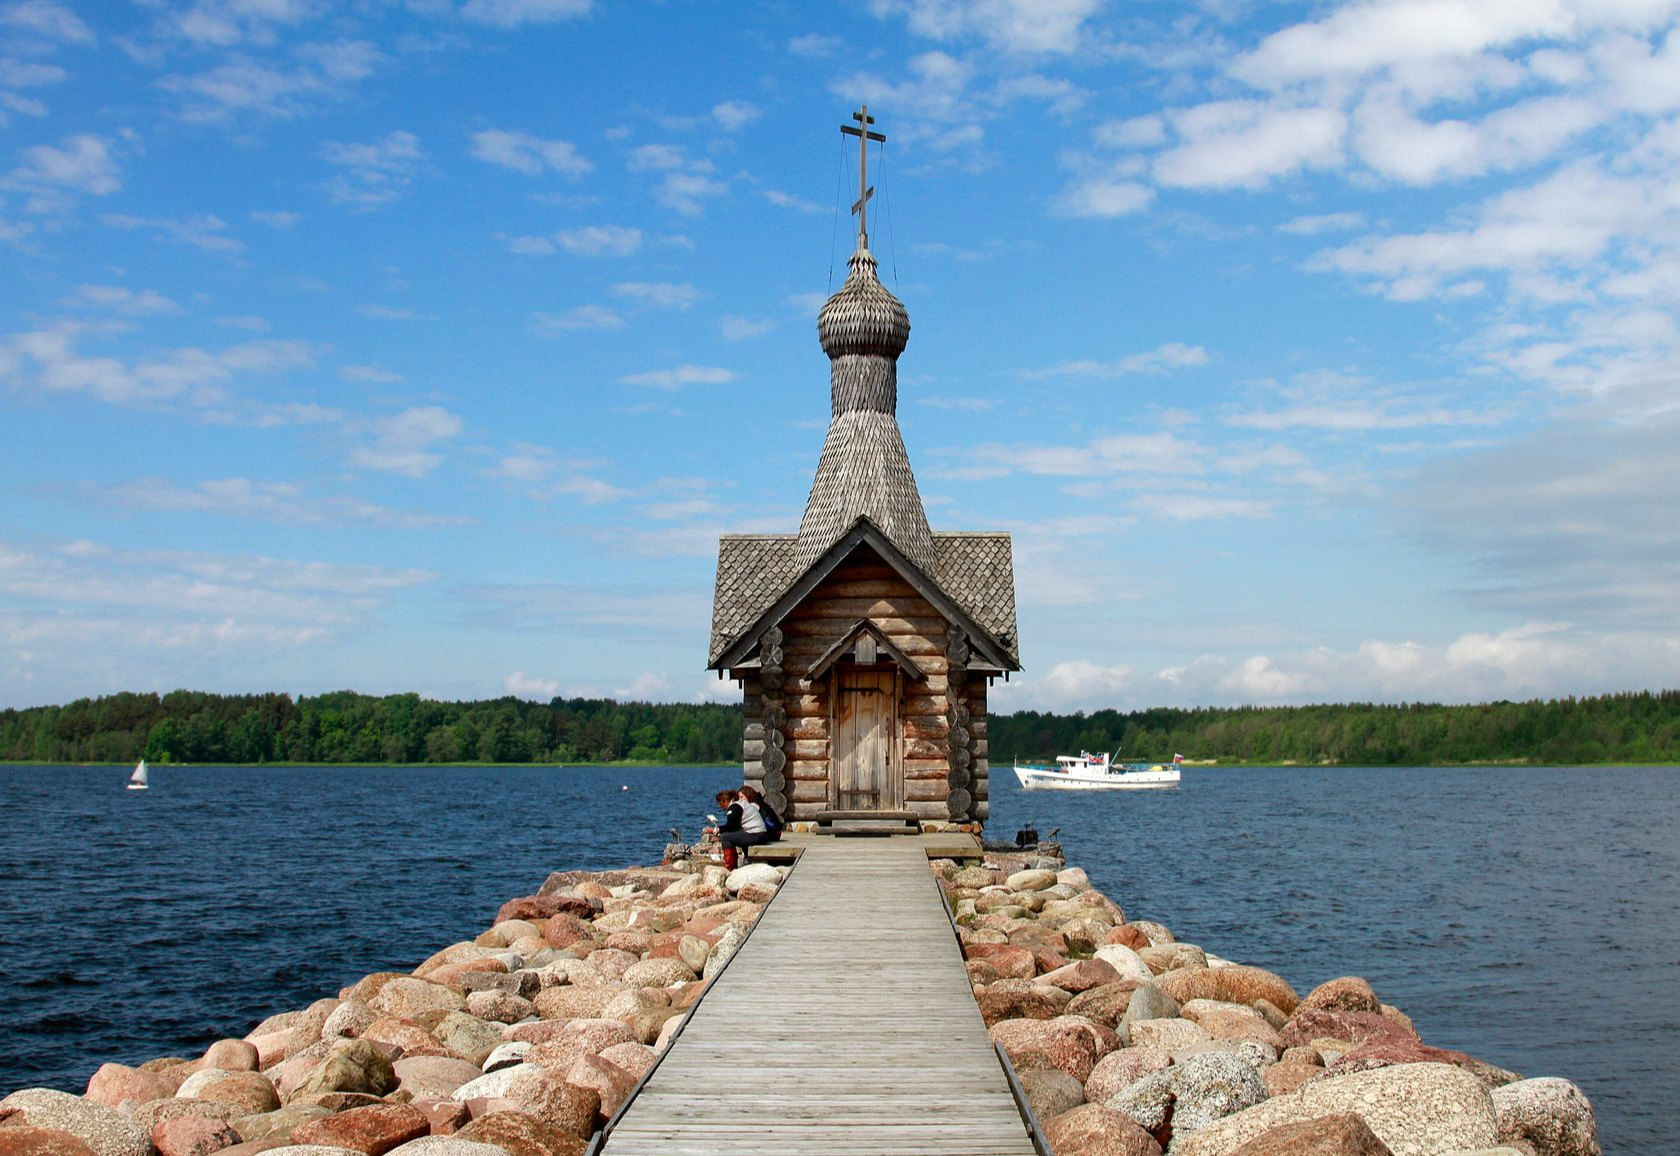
833,668 -> 899,811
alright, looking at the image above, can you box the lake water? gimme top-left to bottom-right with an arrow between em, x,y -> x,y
0,763 -> 1671,1151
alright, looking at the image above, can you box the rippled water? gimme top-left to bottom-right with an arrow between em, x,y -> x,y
1,763 -> 1671,1151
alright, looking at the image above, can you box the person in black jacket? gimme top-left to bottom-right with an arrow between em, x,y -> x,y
708,788 -> 768,870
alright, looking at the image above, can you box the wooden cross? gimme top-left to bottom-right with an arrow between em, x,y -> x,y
841,104 -> 886,250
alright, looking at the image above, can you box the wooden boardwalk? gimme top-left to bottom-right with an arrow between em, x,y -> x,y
602,839 -> 1038,1156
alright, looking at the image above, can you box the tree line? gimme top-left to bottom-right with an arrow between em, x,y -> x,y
2,689 -> 1677,767
0,690 -> 744,766
990,691 -> 1680,766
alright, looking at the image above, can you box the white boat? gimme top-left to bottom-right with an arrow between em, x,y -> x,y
127,759 -> 149,790
1013,750 -> 1181,791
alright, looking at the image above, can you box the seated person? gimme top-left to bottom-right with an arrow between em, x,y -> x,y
708,788 -> 769,870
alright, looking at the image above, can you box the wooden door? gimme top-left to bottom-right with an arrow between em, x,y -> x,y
833,669 -> 898,811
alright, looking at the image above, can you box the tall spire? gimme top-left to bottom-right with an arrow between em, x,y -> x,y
795,108 -> 935,574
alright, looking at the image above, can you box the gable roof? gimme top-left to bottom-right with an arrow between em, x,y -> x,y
708,517 -> 1019,672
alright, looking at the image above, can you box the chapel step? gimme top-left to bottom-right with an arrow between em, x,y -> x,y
815,809 -> 922,836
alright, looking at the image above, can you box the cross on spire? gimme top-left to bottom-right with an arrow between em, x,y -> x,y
841,104 -> 886,251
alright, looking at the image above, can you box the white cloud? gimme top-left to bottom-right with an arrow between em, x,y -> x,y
611,281 -> 700,309
534,304 -> 625,331
85,477 -> 465,529
1277,211 -> 1367,235
3,133 -> 120,209
250,209 -> 299,229
1233,0 -> 1577,89
720,315 -> 773,340
764,189 -> 824,213
1024,342 -> 1209,379
458,0 -> 592,26
618,364 -> 735,389
0,323 -> 313,408
160,39 -> 381,123
348,405 -> 463,477
101,213 -> 244,254
614,670 -> 672,700
711,100 -> 759,131
1154,101 -> 1347,189
554,224 -> 643,257
504,669 -> 561,699
321,130 -> 422,208
67,285 -> 181,315
469,129 -> 591,177
870,0 -> 1105,55
340,364 -> 404,383
2,1 -> 96,44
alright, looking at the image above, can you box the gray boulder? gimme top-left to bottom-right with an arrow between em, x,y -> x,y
1491,1078 -> 1601,1156
1118,985 -> 1182,1046
0,1089 -> 149,1156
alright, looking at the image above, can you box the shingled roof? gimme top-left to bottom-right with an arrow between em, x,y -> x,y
708,526 -> 1019,669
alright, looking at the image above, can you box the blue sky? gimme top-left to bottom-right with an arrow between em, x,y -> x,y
4,0 -> 1679,713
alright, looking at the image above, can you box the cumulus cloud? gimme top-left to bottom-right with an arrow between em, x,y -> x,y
870,0 -> 1105,55
458,0 -> 592,26
470,129 -> 591,177
3,132 -> 120,210
611,281 -> 700,309
996,623 -> 1680,712
533,305 -> 625,332
1022,342 -> 1208,379
321,130 -> 423,208
159,39 -> 381,122
618,364 -> 735,389
348,406 -> 463,477
82,477 -> 466,529
0,323 -> 313,408
101,213 -> 244,254
504,669 -> 561,699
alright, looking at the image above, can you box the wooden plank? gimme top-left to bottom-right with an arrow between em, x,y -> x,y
603,841 -> 1035,1156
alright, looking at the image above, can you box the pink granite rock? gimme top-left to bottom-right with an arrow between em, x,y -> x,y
392,1057 -> 486,1101
405,1100 -> 470,1137
150,1117 -> 240,1156
0,1128 -> 101,1156
495,895 -> 595,925
1040,959 -> 1124,994
976,985 -> 1063,1028
962,943 -> 1037,980
1042,1103 -> 1163,1156
990,1018 -> 1100,1083
1153,966 -> 1300,1015
199,1041 -> 261,1073
84,1064 -> 179,1109
502,1070 -> 599,1140
1297,977 -> 1381,1016
454,1111 -> 585,1156
541,915 -> 597,952
1084,1048 -> 1175,1104
526,1019 -> 638,1072
563,1056 -> 637,1119
289,1103 -> 429,1156
594,1043 -> 656,1081
1226,1112 -> 1394,1156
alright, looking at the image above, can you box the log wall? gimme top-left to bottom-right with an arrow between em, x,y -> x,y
732,550 -> 993,827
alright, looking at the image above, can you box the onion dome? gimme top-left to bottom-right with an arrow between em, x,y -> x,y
818,247 -> 910,360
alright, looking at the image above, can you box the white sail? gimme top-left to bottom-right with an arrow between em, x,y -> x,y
128,759 -> 148,788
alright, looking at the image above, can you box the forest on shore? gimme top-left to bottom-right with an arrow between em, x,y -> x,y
3,688 -> 1678,767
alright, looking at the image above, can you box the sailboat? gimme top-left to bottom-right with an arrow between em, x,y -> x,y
127,759 -> 149,790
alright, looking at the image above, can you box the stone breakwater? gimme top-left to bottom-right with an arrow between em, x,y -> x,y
0,848 -> 1606,1156
940,854 -> 1603,1156
0,859 -> 790,1156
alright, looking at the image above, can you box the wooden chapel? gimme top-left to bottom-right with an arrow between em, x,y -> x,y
707,107 -> 1020,831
